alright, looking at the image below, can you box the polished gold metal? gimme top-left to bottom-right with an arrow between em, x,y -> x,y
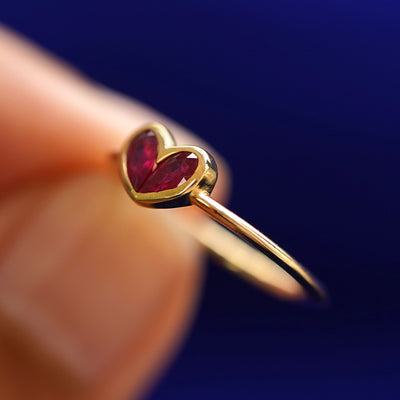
120,122 -> 327,303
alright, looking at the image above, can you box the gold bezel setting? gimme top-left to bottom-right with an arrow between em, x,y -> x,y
120,122 -> 218,208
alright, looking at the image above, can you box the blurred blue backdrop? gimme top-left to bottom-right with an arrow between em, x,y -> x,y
3,1 -> 400,399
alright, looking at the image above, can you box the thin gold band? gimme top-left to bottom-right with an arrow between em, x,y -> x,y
188,189 -> 326,303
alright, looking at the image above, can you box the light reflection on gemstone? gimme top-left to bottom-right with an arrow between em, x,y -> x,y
126,130 -> 158,191
178,177 -> 187,187
139,152 -> 198,193
126,133 -> 199,193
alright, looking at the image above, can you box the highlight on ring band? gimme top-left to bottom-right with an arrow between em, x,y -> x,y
119,122 -> 327,303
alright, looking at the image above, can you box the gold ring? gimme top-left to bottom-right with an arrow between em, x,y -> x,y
119,122 -> 327,303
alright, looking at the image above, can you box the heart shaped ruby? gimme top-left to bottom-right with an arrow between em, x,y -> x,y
126,130 -> 199,193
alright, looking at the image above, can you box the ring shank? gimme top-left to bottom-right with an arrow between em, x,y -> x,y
189,190 -> 326,303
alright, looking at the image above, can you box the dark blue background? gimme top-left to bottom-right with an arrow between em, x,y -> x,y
3,1 -> 400,399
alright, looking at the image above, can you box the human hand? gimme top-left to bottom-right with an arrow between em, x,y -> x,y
0,26 -> 229,400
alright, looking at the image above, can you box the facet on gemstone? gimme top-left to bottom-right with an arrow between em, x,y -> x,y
126,131 -> 158,191
139,152 -> 198,193
126,130 -> 199,194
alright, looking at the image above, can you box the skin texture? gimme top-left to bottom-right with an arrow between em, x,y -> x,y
0,26 -> 229,400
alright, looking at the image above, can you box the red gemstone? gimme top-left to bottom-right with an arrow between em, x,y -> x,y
139,152 -> 198,193
126,131 -> 158,191
126,131 -> 199,193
